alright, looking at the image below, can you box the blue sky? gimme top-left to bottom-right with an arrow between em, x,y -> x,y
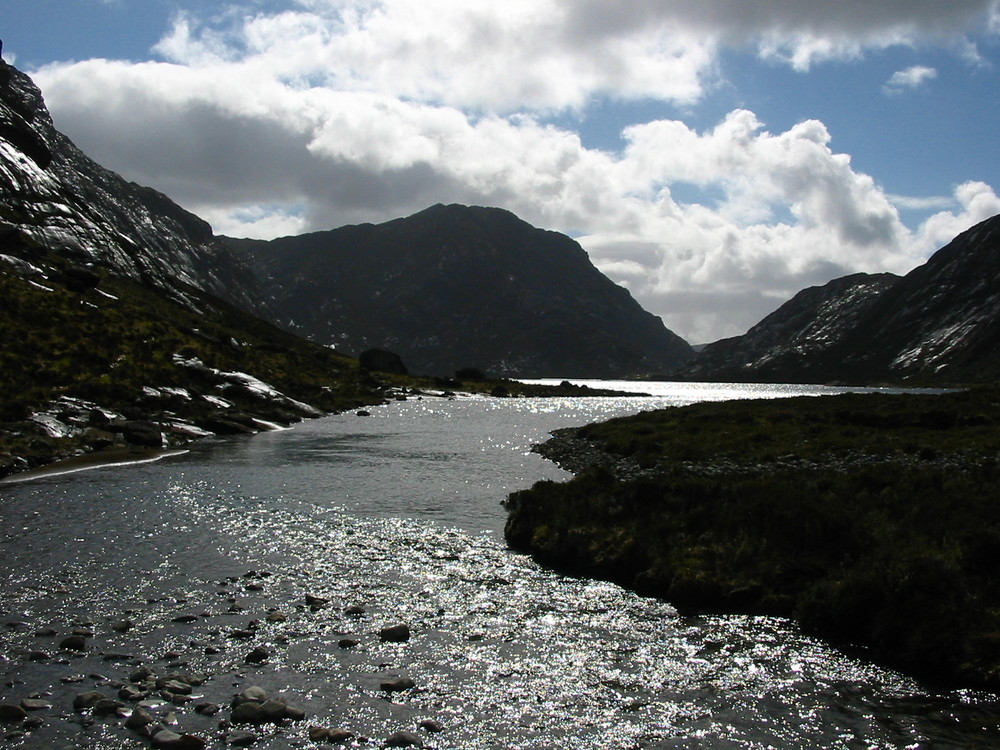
4,1 -> 1000,342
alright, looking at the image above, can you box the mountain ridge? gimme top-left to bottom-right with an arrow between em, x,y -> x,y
228,203 -> 694,378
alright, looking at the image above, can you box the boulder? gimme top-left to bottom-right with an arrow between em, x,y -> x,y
379,624 -> 410,643
359,349 -> 408,375
121,420 -> 164,447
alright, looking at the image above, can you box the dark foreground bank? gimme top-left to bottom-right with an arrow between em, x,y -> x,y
504,387 -> 1000,690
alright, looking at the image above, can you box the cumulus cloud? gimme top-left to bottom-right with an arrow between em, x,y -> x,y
27,0 -> 1000,343
883,65 -> 938,93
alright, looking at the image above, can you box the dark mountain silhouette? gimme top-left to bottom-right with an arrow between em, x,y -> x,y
228,204 -> 694,377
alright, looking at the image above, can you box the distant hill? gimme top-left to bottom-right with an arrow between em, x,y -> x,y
228,204 -> 694,378
680,214 -> 1000,384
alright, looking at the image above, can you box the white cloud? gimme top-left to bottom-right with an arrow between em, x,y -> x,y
26,1 -> 1000,343
883,65 -> 938,93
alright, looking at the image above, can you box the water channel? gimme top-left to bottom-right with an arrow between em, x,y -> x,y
1,381 -> 997,749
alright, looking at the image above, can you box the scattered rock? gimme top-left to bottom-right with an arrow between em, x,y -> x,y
344,605 -> 366,617
228,729 -> 259,746
93,698 -> 126,716
379,624 -> 410,643
124,707 -> 156,730
231,702 -> 267,725
59,634 -> 87,651
236,687 -> 268,705
0,704 -> 27,722
118,685 -> 149,702
244,646 -> 270,664
385,730 -> 423,747
151,728 -> 207,748
72,691 -> 106,711
122,420 -> 164,448
265,611 -> 287,623
380,678 -> 415,692
19,698 -> 51,711
194,702 -> 220,716
33,627 -> 57,637
111,619 -> 134,632
172,614 -> 199,623
305,594 -> 329,610
418,718 -> 444,733
309,726 -> 355,743
338,638 -> 360,649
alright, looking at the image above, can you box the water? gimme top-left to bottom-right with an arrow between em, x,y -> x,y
1,381 -> 997,749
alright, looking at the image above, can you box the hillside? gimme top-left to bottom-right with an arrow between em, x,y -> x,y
682,273 -> 899,382
680,214 -> 1000,384
228,204 -> 694,378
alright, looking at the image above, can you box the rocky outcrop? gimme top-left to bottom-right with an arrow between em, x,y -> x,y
228,204 -> 693,378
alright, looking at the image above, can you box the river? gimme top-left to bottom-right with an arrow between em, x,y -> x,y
1,381 -> 997,749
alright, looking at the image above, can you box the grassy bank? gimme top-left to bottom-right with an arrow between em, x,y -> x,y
504,388 -> 1000,689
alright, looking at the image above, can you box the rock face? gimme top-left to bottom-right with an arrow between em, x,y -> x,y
681,273 -> 900,383
228,204 -> 693,377
0,61 -> 266,316
681,213 -> 1000,384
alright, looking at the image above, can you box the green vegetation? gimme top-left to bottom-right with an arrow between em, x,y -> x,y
504,389 -> 1000,689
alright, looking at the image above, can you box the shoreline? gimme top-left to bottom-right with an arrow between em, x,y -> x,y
0,446 -> 189,485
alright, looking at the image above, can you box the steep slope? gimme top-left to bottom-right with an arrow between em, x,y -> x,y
681,213 -> 1000,384
0,61 -> 387,476
682,273 -> 900,382
839,214 -> 1000,381
0,61 -> 265,314
229,204 -> 693,377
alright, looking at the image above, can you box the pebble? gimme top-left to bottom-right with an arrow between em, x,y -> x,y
60,634 -> 88,651
72,691 -> 106,711
0,704 -> 27,722
151,728 -> 208,748
344,605 -> 366,617
33,627 -> 57,637
19,698 -> 51,711
380,678 -> 415,692
111,619 -> 134,632
265,611 -> 287,623
309,726 -> 355,743
338,638 -> 360,649
305,594 -> 329,610
418,718 -> 444,733
244,646 -> 270,664
124,707 -> 156,730
228,729 -> 259,746
385,730 -> 424,747
379,624 -> 411,643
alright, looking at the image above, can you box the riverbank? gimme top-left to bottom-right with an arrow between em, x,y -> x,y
504,387 -> 1000,690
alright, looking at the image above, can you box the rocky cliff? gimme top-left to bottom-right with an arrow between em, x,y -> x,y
682,273 -> 899,383
0,61 -> 266,315
680,213 -> 1000,384
229,204 -> 694,378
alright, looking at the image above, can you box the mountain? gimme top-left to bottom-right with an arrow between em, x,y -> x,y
680,214 -> 1000,384
682,273 -> 900,382
228,204 -> 693,378
0,61 -> 388,476
0,61 -> 266,315
839,214 -> 1000,381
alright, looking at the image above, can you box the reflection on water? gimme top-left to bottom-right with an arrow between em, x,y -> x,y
0,382 -> 997,749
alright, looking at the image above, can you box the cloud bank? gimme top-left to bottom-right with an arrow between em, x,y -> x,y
30,0 -> 1000,343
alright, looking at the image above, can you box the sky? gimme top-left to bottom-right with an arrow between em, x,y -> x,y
4,1 -> 1000,344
